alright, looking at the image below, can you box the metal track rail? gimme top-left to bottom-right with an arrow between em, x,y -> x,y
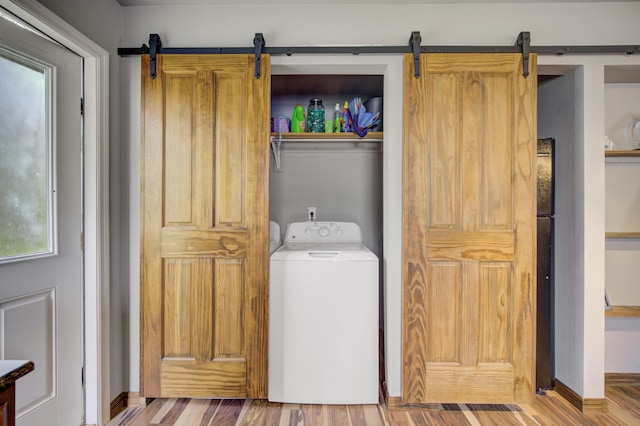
118,32 -> 640,79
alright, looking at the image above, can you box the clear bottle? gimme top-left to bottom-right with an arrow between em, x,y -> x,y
307,98 -> 325,132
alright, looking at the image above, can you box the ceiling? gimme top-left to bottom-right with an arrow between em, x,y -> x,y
116,0 -> 636,6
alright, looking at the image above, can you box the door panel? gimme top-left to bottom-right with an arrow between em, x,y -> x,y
141,54 -> 270,398
0,15 -> 83,426
402,53 -> 537,404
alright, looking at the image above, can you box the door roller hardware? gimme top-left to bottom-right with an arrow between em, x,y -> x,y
149,33 -> 161,80
517,31 -> 531,78
410,31 -> 422,78
254,33 -> 265,78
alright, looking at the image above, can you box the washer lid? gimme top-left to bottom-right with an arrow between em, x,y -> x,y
271,242 -> 378,261
281,242 -> 370,252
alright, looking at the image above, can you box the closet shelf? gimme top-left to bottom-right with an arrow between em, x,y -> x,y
606,306 -> 640,317
605,232 -> 640,239
270,131 -> 383,143
605,150 -> 640,157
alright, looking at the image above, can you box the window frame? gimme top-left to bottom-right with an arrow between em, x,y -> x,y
0,46 -> 57,264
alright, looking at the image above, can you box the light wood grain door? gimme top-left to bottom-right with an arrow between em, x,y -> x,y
140,54 -> 270,398
402,53 -> 537,404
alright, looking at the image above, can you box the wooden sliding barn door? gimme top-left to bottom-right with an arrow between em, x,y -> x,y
140,54 -> 270,398
402,53 -> 537,404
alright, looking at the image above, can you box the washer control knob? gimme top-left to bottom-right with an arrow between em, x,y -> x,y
318,226 -> 329,237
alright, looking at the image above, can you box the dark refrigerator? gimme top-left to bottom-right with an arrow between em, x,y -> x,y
537,138 -> 555,390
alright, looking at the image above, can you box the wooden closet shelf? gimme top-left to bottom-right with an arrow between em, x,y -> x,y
606,306 -> 640,317
605,232 -> 640,239
605,150 -> 640,157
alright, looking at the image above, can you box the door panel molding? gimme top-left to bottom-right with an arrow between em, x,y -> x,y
0,289 -> 55,415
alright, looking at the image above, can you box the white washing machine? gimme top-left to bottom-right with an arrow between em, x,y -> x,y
269,220 -> 281,254
269,221 -> 379,404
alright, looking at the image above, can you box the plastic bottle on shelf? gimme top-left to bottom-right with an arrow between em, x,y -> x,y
342,101 -> 350,132
291,104 -> 306,132
333,103 -> 341,133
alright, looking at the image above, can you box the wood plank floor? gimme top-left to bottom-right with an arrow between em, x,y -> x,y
108,386 -> 640,425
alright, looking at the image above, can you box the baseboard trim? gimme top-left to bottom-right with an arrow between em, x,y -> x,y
110,392 -> 128,420
554,379 -> 609,413
387,396 -> 402,409
605,373 -> 640,386
127,392 -> 148,407
384,379 -> 614,414
386,396 -> 442,411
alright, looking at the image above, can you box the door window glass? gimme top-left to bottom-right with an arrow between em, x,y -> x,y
0,50 -> 53,262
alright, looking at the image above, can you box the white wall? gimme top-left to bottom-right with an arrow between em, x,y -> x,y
123,55 -> 141,396
121,2 -> 640,401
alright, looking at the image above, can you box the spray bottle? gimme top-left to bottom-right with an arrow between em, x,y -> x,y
333,103 -> 341,133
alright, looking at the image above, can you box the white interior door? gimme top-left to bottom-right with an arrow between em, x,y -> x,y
0,12 -> 83,426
